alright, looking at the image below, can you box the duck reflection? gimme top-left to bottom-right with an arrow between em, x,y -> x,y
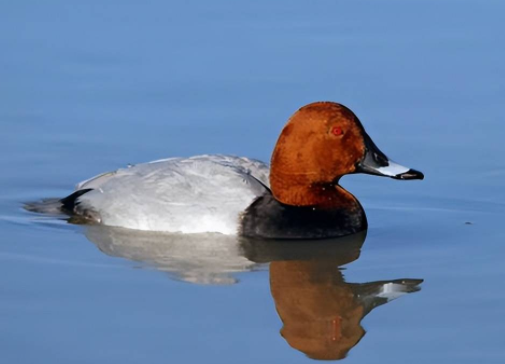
241,232 -> 422,360
84,226 -> 255,285
271,261 -> 421,360
84,226 -> 422,360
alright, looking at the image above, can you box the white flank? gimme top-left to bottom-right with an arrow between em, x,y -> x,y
74,155 -> 270,234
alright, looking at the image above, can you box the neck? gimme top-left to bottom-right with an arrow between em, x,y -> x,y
270,173 -> 359,210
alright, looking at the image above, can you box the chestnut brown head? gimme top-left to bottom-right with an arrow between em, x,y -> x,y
270,102 -> 423,206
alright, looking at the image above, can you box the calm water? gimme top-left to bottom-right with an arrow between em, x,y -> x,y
1,0 -> 505,363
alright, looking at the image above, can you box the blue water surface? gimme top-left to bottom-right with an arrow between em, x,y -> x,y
1,1 -> 504,363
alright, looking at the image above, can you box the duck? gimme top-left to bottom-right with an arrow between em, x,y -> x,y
30,101 -> 423,238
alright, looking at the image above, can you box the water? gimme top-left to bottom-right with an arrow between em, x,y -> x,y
1,0 -> 505,362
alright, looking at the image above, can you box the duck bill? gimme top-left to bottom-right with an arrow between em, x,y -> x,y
355,133 -> 424,180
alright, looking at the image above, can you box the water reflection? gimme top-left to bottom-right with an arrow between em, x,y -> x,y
242,233 -> 422,360
85,226 -> 255,285
84,226 -> 422,360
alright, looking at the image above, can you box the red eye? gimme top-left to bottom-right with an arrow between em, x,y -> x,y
331,126 -> 344,136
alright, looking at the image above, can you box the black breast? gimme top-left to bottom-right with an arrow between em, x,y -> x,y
240,194 -> 367,240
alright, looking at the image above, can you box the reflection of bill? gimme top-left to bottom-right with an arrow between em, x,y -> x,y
270,260 -> 422,360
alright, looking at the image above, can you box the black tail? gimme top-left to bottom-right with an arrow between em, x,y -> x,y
60,189 -> 93,213
25,189 -> 93,215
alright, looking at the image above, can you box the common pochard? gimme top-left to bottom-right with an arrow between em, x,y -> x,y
32,102 -> 423,238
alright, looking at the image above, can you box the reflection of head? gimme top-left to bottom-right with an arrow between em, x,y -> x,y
270,260 -> 366,360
